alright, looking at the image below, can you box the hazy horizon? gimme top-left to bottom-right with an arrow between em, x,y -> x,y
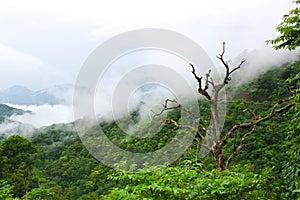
0,0 -> 295,90
0,0 -> 298,132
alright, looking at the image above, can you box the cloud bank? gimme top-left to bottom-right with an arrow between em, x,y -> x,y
6,104 -> 74,128
0,46 -> 297,138
0,0 -> 295,90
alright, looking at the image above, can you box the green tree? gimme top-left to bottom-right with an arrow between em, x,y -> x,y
0,135 -> 38,197
285,73 -> 300,199
267,0 -> 300,198
266,0 -> 300,50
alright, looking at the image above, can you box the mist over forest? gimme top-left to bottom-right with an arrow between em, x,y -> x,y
0,0 -> 299,199
0,47 -> 297,134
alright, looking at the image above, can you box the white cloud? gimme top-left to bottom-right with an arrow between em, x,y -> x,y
0,43 -> 44,71
0,42 -> 69,90
7,104 -> 74,128
0,119 -> 35,137
232,46 -> 298,85
0,0 -> 296,90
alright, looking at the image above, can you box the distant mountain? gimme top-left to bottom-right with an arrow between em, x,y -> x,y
0,84 -> 73,105
1,85 -> 34,105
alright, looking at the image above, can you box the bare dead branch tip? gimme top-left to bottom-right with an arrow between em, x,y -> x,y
216,42 -> 246,86
189,63 -> 211,100
151,99 -> 181,118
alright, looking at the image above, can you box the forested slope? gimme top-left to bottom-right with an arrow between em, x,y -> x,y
0,104 -> 27,123
0,64 -> 299,199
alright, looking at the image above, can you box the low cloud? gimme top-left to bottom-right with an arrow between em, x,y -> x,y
0,104 -> 75,138
0,43 -> 44,71
0,119 -> 35,138
229,46 -> 298,86
0,46 -> 297,138
7,104 -> 74,128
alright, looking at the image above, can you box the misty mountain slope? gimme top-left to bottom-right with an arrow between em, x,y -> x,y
0,104 -> 34,138
228,63 -> 299,101
0,84 -> 73,105
0,62 -> 296,199
0,104 -> 28,123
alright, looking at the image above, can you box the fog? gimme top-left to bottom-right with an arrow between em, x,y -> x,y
230,46 -> 298,86
6,104 -> 74,128
0,46 -> 297,138
0,119 -> 35,138
0,0 -> 294,90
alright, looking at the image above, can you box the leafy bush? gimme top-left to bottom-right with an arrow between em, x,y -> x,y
103,165 -> 272,200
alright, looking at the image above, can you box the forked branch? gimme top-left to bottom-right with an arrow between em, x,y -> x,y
216,42 -> 246,87
151,99 -> 181,117
221,99 -> 293,146
190,63 -> 211,100
152,99 -> 207,141
221,98 -> 293,169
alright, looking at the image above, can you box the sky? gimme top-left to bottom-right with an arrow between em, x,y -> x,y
0,0 -> 295,91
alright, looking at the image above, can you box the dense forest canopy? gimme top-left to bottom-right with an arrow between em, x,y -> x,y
0,62 -> 298,199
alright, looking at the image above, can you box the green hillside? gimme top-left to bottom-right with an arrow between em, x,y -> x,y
0,104 -> 27,123
0,63 -> 298,199
232,64 -> 299,101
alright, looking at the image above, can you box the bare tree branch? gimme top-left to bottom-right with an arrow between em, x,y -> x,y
216,42 -> 246,87
225,126 -> 257,169
151,99 -> 181,118
152,99 -> 207,140
189,63 -> 211,100
229,60 -> 246,77
165,118 -> 204,140
218,99 -> 293,163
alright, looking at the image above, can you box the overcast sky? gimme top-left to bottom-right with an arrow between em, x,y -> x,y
0,0 -> 295,90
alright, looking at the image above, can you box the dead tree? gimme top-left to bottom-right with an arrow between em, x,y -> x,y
159,43 -> 293,171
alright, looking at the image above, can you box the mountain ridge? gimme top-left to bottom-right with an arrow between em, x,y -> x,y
0,84 -> 73,105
